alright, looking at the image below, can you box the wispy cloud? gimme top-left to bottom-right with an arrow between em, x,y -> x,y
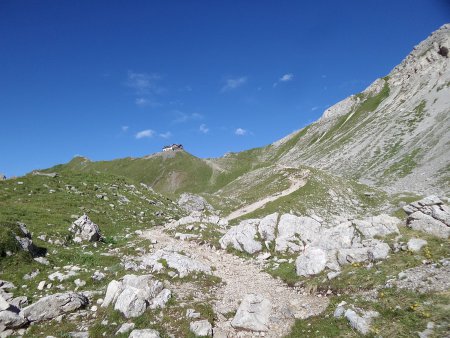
126,71 -> 163,94
235,128 -> 247,136
135,129 -> 155,139
199,124 -> 209,134
159,131 -> 172,139
121,126 -> 129,132
126,71 -> 165,107
173,111 -> 203,123
311,106 -> 319,111
273,73 -> 294,87
221,76 -> 247,92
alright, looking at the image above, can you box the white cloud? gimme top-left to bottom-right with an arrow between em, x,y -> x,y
311,106 -> 319,111
199,124 -> 209,134
126,71 -> 163,94
173,111 -> 203,123
235,128 -> 247,136
221,76 -> 247,92
273,73 -> 294,87
135,129 -> 155,139
159,131 -> 172,139
121,126 -> 129,132
280,73 -> 294,82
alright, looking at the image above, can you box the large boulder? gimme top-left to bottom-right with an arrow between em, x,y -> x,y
69,215 -> 102,242
114,286 -> 148,318
219,220 -> 262,254
231,293 -> 272,332
295,247 -> 327,276
103,275 -> 171,318
404,196 -> 450,238
20,292 -> 88,322
275,214 -> 321,252
141,250 -> 211,277
178,193 -> 213,213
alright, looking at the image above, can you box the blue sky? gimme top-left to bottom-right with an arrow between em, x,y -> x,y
1,1 -> 449,176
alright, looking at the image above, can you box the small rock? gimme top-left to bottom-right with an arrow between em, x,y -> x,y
37,281 -> 46,291
407,238 -> 427,252
189,320 -> 212,337
116,322 -> 135,335
128,329 -> 160,338
231,293 -> 272,332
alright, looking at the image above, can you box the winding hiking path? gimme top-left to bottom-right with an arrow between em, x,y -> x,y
142,226 -> 328,337
224,169 -> 309,222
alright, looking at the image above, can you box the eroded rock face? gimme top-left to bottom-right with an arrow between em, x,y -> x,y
404,196 -> 450,238
68,215 -> 102,242
0,309 -> 28,330
231,293 -> 272,332
20,292 -> 88,322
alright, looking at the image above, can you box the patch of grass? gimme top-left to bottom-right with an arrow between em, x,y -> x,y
383,148 -> 421,179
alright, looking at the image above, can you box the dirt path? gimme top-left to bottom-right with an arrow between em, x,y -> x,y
224,171 -> 308,222
142,227 -> 328,337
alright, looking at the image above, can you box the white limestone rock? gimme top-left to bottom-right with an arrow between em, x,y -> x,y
231,293 -> 272,332
295,247 -> 327,276
257,213 -> 279,242
102,280 -> 123,308
344,308 -> 379,335
20,292 -> 88,322
68,215 -> 102,242
407,238 -> 428,252
353,214 -> 400,238
219,220 -> 262,254
189,320 -> 212,337
114,286 -> 147,318
140,250 -> 211,277
275,214 -> 321,252
116,323 -> 135,335
128,329 -> 160,338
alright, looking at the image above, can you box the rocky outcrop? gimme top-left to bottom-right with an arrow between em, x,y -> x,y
68,215 -> 102,242
140,249 -> 211,277
103,275 -> 171,318
20,292 -> 88,322
403,196 -> 450,238
231,293 -> 272,332
220,212 -> 399,275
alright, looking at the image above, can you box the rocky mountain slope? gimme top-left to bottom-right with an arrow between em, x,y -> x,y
266,24 -> 450,195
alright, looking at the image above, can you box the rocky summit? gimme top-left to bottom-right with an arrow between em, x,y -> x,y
1,25 -> 449,338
